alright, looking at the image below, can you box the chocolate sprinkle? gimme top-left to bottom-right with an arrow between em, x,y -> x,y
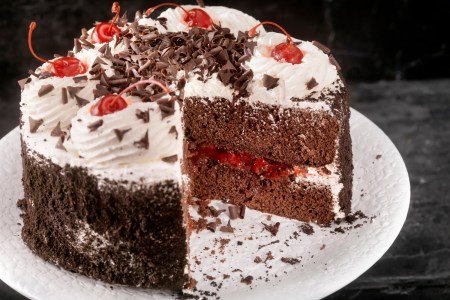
50,122 -> 63,137
87,120 -> 104,132
168,125 -> 178,139
262,222 -> 280,236
133,130 -> 149,149
114,128 -> 131,141
263,74 -> 279,90
329,55 -> 341,71
161,155 -> 178,163
38,84 -> 54,97
306,77 -> 319,90
312,40 -> 331,55
61,87 -> 68,104
228,205 -> 240,220
29,117 -> 44,133
281,257 -> 301,265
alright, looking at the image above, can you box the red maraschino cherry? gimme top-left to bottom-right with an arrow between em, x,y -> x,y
92,2 -> 122,43
90,79 -> 171,116
249,21 -> 304,64
28,22 -> 87,78
145,3 -> 213,29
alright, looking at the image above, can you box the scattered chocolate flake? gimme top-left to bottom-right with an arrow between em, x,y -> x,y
320,166 -> 331,175
232,269 -> 242,273
162,155 -> 178,163
264,251 -> 274,262
73,75 -> 88,83
29,117 -> 44,133
206,222 -> 216,232
281,257 -> 301,265
113,128 -> 131,141
55,135 -> 66,151
74,95 -> 89,107
262,74 -> 279,90
262,222 -> 280,236
156,17 -> 168,29
168,125 -> 178,139
18,78 -> 31,91
329,55 -> 341,71
254,256 -> 262,264
50,122 -> 63,137
196,0 -> 205,7
38,84 -> 54,97
74,38 -> 82,53
208,206 -> 225,217
240,276 -> 253,285
85,120 -> 103,132
228,205 -> 240,220
320,244 -> 326,250
135,109 -> 150,123
376,154 -> 382,159
312,40 -> 331,54
223,274 -> 230,279
187,278 -> 197,290
66,86 -> 84,98
61,87 -> 68,104
239,205 -> 246,219
334,227 -> 345,234
133,130 -> 149,149
177,77 -> 186,90
300,223 -> 314,235
306,77 -> 319,90
219,220 -> 234,233
258,240 -> 280,250
157,99 -> 175,119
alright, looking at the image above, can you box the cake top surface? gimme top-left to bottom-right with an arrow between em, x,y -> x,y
20,4 -> 344,184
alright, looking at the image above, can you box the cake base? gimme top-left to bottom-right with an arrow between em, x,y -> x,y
19,140 -> 188,290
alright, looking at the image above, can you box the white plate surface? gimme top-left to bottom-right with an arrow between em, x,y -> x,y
0,108 -> 410,300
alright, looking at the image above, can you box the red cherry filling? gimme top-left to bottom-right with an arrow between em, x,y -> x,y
191,145 -> 306,179
92,2 -> 121,43
249,21 -> 304,64
145,3 -> 213,29
28,22 -> 87,78
90,79 -> 171,116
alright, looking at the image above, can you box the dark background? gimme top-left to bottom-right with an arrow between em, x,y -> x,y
1,0 -> 449,299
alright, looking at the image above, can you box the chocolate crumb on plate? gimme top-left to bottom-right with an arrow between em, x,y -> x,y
376,154 -> 382,159
262,222 -> 280,236
281,257 -> 301,265
300,223 -> 314,235
240,275 -> 253,285
219,220 -> 234,233
254,256 -> 262,264
320,244 -> 326,250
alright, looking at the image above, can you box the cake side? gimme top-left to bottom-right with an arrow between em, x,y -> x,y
19,140 -> 189,290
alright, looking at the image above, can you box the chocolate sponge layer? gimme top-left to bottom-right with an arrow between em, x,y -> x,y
19,141 -> 188,290
183,97 -> 340,167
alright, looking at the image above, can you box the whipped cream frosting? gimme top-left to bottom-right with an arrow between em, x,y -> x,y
20,5 -> 345,215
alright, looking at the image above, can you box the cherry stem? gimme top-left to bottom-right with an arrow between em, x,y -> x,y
108,2 -> 121,35
248,21 -> 294,45
145,2 -> 189,17
28,22 -> 50,64
112,79 -> 171,103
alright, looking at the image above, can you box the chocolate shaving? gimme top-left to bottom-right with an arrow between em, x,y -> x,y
312,40 -> 331,54
74,95 -> 89,107
67,86 -> 84,98
136,109 -> 150,123
38,84 -> 54,97
262,222 -> 280,236
157,99 -> 175,119
161,154 -> 178,163
29,117 -> 44,133
50,122 -> 63,137
87,120 -> 104,132
240,276 -> 253,285
133,130 -> 149,149
55,135 -> 66,151
300,223 -> 314,235
208,206 -> 225,217
61,87 -> 68,104
73,76 -> 88,83
196,0 -> 205,7
114,128 -> 131,141
306,77 -> 319,90
168,125 -> 178,139
74,38 -> 82,53
239,205 -> 246,219
18,78 -> 31,91
281,257 -> 301,265
206,222 -> 216,232
263,74 -> 279,90
329,55 -> 341,71
228,206 -> 240,220
220,220 -> 234,233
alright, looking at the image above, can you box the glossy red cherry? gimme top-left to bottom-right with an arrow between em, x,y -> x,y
28,22 -> 87,78
90,79 -> 171,116
249,21 -> 304,64
145,3 -> 213,29
92,2 -> 122,43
